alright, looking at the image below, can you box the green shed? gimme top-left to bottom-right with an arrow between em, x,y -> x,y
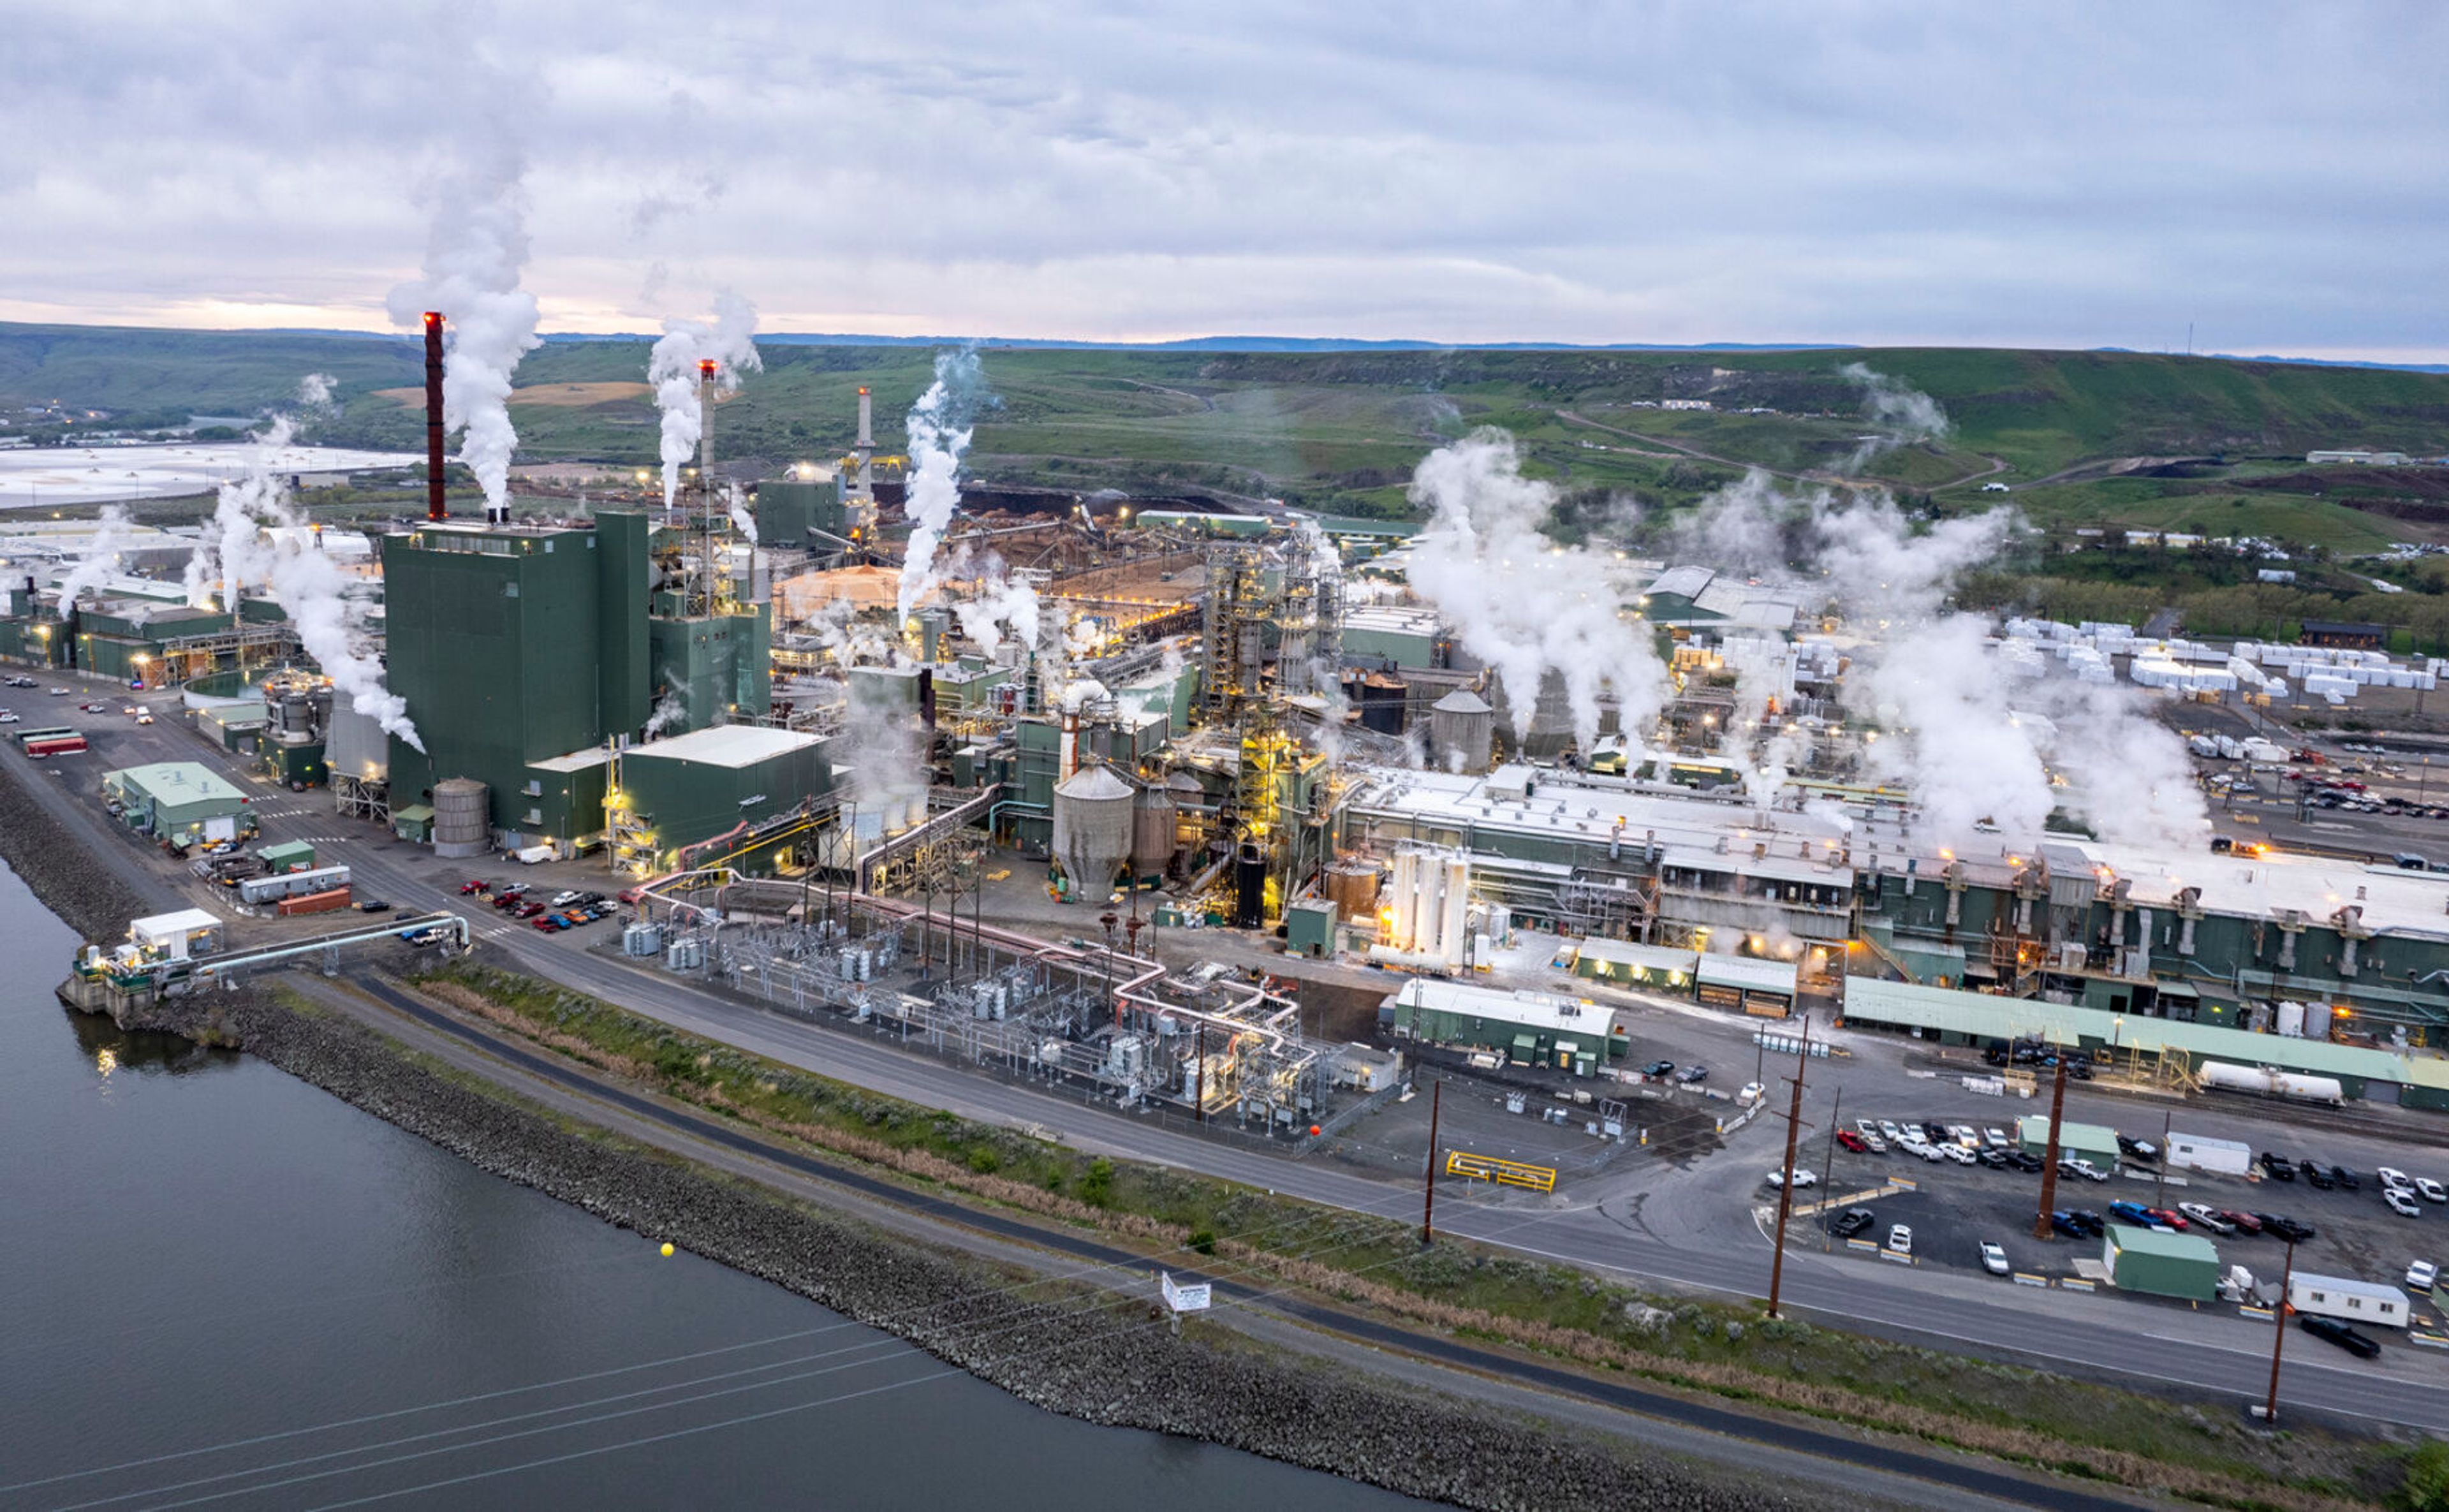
259,840 -> 317,874
1284,899 -> 1337,959
2017,1115 -> 2122,1173
2103,1226 -> 2220,1302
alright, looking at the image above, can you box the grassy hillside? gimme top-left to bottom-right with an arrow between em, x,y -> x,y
6,322 -> 2448,545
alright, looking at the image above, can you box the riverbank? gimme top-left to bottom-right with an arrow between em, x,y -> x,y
0,760 -> 1802,1512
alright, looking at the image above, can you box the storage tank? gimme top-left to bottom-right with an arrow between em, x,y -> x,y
2302,1002 -> 2334,1041
1051,763 -> 1135,902
1429,687 -> 1494,775
432,777 -> 491,859
2276,1000 -> 2307,1038
1233,841 -> 1267,928
1324,860 -> 1379,923
1129,781 -> 1177,881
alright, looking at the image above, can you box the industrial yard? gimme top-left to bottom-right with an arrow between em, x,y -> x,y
10,315 -> 2449,1490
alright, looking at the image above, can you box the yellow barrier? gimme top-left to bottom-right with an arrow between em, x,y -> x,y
1445,1149 -> 1558,1193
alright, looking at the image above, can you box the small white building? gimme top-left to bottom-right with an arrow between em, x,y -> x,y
2288,1273 -> 2409,1329
2163,1131 -> 2253,1177
129,907 -> 224,960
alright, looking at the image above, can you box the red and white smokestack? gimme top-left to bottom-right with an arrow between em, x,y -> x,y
422,312 -> 446,522
697,357 -> 717,511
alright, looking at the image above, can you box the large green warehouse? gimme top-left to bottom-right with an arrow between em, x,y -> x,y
610,724 -> 831,872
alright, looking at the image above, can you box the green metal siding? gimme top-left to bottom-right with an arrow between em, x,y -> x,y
619,741 -> 831,860
383,527 -> 606,837
594,510 -> 652,737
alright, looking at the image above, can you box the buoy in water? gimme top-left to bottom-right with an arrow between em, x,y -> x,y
660,1242 -> 675,1257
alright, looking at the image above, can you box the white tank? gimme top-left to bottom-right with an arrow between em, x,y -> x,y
2276,1001 -> 2306,1038
2273,1071 -> 2344,1106
2302,1002 -> 2333,1041
2201,1062 -> 2274,1096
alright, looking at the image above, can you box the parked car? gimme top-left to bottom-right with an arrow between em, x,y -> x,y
1913,1141 -> 1947,1163
1860,1133 -> 1888,1154
1921,1121 -> 1950,1144
514,900 -> 547,918
1830,1208 -> 1876,1239
2050,1210 -> 2085,1238
2331,1166 -> 2360,1191
2179,1203 -> 2234,1235
2059,1158 -> 2110,1182
1765,1167 -> 1818,1189
2108,1201 -> 2158,1229
1975,1149 -> 2008,1169
2221,1210 -> 2263,1235
2116,1134 -> 2159,1161
531,914 -> 568,931
2379,1166 -> 2413,1193
2145,1208 -> 2189,1231
2303,1162 -> 2336,1190
550,890 -> 584,907
2386,1188 -> 2424,1219
1836,1130 -> 1867,1154
1737,1081 -> 1765,1106
1984,1127 -> 2010,1149
1876,1120 -> 1904,1144
356,899 -> 392,913
2068,1210 -> 2105,1238
1978,1242 -> 2010,1276
2420,1178 -> 2449,1204
1676,1065 -> 1709,1085
2259,1152 -> 2297,1181
1641,1060 -> 1675,1078
2007,1150 -> 2045,1173
459,879 -> 490,895
2260,1214 -> 2317,1242
2408,1260 -> 2439,1293
2300,1315 -> 2381,1360
1887,1224 -> 1913,1256
1941,1143 -> 1976,1166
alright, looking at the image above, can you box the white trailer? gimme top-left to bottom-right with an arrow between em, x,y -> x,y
2165,1131 -> 2253,1177
2289,1273 -> 2409,1330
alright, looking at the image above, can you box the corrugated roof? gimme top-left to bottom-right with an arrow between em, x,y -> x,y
132,908 -> 221,935
2107,1226 -> 2221,1263
1696,955 -> 1800,992
626,724 -> 825,770
1395,976 -> 1612,1036
530,747 -> 614,774
1850,978 -> 2448,1087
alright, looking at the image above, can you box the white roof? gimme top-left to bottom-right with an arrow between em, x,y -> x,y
1395,976 -> 1612,1036
626,724 -> 825,770
530,747 -> 614,774
132,908 -> 220,936
1695,955 -> 1799,992
1573,939 -> 1700,975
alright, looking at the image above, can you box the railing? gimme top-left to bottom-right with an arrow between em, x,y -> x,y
1445,1149 -> 1557,1192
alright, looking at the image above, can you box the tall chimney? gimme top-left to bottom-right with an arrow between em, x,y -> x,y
697,358 -> 717,515
857,385 -> 873,449
423,312 -> 446,522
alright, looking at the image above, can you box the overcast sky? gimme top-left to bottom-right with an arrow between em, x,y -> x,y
4,3 -> 2443,359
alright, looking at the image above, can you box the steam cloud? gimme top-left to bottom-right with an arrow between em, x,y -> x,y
53,503 -> 133,606
1837,363 -> 1950,473
385,145 -> 542,516
183,414 -> 422,751
950,550 -> 1041,657
648,293 -> 762,511
898,349 -> 988,629
297,373 -> 337,410
1405,429 -> 1666,756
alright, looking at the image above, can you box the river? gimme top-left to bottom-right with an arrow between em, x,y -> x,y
0,860 -> 1420,1510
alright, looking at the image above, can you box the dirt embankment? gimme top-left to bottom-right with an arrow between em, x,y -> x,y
0,754 -> 1796,1512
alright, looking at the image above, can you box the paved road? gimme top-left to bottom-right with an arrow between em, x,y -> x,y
15,679 -> 2448,1437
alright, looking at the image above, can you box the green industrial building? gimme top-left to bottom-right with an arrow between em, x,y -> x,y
2103,1226 -> 2221,1302
381,512 -> 773,852
103,762 -> 257,849
752,479 -> 847,549
1382,976 -> 1628,1071
610,724 -> 832,872
2016,1114 -> 2122,1173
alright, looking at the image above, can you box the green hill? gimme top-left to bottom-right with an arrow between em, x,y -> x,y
4,323 -> 2446,548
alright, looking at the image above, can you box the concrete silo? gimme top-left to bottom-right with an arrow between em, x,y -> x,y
1429,687 -> 1494,774
1051,763 -> 1135,902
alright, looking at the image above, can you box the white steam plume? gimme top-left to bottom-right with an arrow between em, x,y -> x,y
184,415 -> 422,751
898,349 -> 987,628
297,373 -> 337,411
1405,429 -> 1666,756
54,504 -> 133,606
385,145 -> 541,516
726,481 -> 758,545
952,558 -> 1040,657
648,293 -> 762,511
1837,363 -> 1950,473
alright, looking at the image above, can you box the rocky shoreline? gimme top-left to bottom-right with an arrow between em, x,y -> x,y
0,754 -> 1799,1510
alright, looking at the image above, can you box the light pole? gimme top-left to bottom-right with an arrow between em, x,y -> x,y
2263,1238 -> 2298,1424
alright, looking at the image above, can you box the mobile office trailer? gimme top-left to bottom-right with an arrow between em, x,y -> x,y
237,864 -> 351,906
2288,1273 -> 2409,1329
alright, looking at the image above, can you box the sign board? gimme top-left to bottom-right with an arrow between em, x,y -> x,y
1160,1272 -> 1211,1314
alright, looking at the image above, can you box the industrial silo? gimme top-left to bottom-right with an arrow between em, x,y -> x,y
1129,781 -> 1177,884
1429,687 -> 1494,774
432,777 -> 491,859
1325,860 -> 1379,922
1051,764 -> 1135,902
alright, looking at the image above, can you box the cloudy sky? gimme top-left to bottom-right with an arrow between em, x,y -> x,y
4,3 -> 2443,359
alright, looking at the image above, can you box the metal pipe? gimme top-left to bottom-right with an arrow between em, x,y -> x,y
423,312 -> 447,522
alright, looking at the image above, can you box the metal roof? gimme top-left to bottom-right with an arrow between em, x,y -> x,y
1853,978 -> 2449,1089
107,761 -> 246,804
2106,1226 -> 2221,1263
1695,955 -> 1800,992
1394,976 -> 1612,1036
529,747 -> 614,774
131,907 -> 220,936
624,724 -> 825,771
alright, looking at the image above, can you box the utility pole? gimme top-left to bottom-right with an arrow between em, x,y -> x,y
2033,1052 -> 2070,1240
1420,1078 -> 1443,1246
1767,1016 -> 1811,1320
2154,1106 -> 2173,1212
1819,1084 -> 1844,1245
2263,1238 -> 2298,1424
1195,1021 -> 1207,1124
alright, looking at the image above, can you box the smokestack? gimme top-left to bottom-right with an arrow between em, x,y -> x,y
696,357 -> 717,506
857,386 -> 873,449
423,312 -> 446,522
